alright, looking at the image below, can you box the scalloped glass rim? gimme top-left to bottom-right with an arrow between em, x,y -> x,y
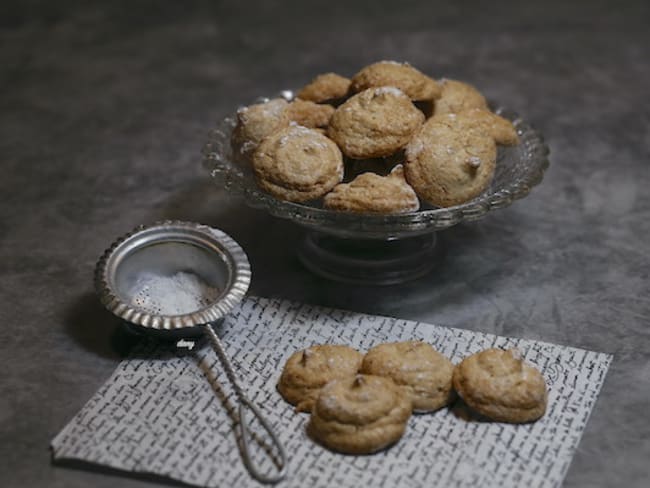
202,93 -> 550,239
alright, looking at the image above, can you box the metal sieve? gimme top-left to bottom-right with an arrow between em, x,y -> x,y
94,220 -> 286,483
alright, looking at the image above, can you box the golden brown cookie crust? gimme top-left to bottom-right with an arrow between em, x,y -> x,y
297,72 -> 351,103
433,79 -> 489,116
253,125 -> 344,202
231,98 -> 290,161
286,99 -> 335,128
452,348 -> 548,423
350,61 -> 441,101
447,108 -> 519,146
308,374 -> 412,454
328,87 -> 425,159
277,344 -> 363,413
361,341 -> 454,412
323,165 -> 419,214
404,116 -> 497,207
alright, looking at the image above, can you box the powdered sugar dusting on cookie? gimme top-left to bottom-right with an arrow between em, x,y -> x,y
236,110 -> 249,124
319,394 -> 339,411
327,356 -> 337,367
399,362 -> 423,373
256,98 -> 287,119
277,128 -> 319,148
240,140 -> 257,154
468,156 -> 482,168
310,141 -> 328,149
375,86 -> 407,97
289,124 -> 313,135
407,139 -> 425,158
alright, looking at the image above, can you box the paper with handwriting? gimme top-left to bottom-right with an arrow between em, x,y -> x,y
51,296 -> 611,487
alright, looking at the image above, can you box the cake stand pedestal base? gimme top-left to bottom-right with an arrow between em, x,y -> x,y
298,232 -> 438,285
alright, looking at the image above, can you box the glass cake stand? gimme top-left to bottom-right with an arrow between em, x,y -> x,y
202,92 -> 550,285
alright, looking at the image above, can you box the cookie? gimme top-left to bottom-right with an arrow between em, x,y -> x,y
433,79 -> 489,116
350,61 -> 441,101
286,99 -> 335,128
277,344 -> 363,412
452,348 -> 548,423
308,374 -> 412,454
404,116 -> 497,207
449,108 -> 519,146
231,98 -> 290,161
253,125 -> 344,203
328,87 -> 425,159
297,72 -> 351,103
360,341 -> 454,412
324,165 -> 419,214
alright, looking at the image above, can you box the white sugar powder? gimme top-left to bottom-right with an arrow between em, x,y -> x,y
468,156 -> 482,168
290,125 -> 313,134
240,140 -> 257,154
374,86 -> 406,97
130,271 -> 221,316
407,140 -> 424,158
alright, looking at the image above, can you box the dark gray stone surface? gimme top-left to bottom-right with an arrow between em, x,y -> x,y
1,1 -> 649,486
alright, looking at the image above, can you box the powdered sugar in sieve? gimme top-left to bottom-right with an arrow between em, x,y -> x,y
131,271 -> 221,316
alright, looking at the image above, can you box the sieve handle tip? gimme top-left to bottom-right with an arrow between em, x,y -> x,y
239,397 -> 288,483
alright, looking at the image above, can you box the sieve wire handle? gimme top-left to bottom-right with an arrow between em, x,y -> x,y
204,324 -> 287,484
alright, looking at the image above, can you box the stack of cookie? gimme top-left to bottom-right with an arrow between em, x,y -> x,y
277,343 -> 547,455
231,61 -> 520,212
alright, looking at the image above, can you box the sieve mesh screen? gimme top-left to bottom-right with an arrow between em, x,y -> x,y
130,271 -> 221,316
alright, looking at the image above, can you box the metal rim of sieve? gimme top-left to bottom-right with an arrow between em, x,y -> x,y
94,220 -> 251,330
